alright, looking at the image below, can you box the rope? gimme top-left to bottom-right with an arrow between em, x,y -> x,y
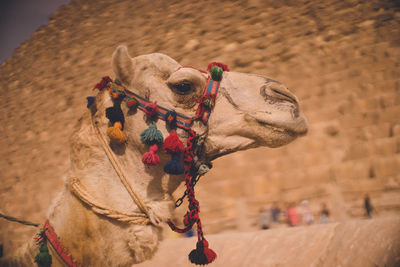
89,114 -> 152,221
0,212 -> 39,227
69,178 -> 150,225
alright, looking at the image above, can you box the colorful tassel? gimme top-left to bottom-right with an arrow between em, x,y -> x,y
144,101 -> 158,117
142,144 -> 161,166
164,153 -> 185,174
188,239 -> 217,265
163,131 -> 184,154
163,131 -> 185,175
107,122 -> 127,144
125,96 -> 139,109
140,123 -> 164,146
93,76 -> 112,91
207,62 -> 229,72
106,106 -> 125,128
207,63 -> 228,81
35,244 -> 52,267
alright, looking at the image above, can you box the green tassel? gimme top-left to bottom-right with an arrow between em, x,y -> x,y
140,122 -> 164,146
210,66 -> 223,81
34,244 -> 52,267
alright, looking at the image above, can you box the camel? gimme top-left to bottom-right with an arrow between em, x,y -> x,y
1,45 -> 307,266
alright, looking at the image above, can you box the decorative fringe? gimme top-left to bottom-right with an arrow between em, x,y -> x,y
164,153 -> 185,174
144,101 -> 158,117
34,228 -> 52,267
142,144 -> 160,166
125,96 -> 139,109
107,122 -> 127,144
207,62 -> 228,81
140,123 -> 164,146
93,76 -> 112,91
207,62 -> 229,72
106,106 -> 125,129
163,131 -> 185,175
105,105 -> 126,144
163,131 -> 184,154
188,239 -> 217,265
35,244 -> 53,267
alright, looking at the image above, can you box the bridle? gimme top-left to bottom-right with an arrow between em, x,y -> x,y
35,62 -> 228,267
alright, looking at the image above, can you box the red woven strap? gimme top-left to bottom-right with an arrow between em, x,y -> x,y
43,220 -> 81,267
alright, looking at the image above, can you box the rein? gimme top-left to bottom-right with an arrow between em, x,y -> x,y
34,62 -> 228,267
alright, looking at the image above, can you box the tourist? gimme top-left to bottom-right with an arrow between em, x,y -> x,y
286,203 -> 300,227
319,203 -> 330,224
364,194 -> 374,219
301,200 -> 314,225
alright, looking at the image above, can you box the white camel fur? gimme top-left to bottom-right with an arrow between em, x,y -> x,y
3,45 -> 307,266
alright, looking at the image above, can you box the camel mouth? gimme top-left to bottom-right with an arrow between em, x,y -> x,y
256,119 -> 308,137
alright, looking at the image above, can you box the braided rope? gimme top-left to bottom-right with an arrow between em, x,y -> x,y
70,114 -> 153,225
69,178 -> 150,225
168,130 -> 206,239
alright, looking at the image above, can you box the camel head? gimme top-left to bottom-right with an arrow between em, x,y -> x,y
112,45 -> 307,161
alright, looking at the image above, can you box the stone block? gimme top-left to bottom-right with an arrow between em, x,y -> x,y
371,156 -> 400,178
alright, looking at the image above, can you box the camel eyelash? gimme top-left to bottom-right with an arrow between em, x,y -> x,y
170,81 -> 195,95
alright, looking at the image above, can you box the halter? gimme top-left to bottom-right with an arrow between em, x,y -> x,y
34,62 -> 228,267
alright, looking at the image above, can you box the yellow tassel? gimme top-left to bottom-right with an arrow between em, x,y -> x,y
107,122 -> 127,144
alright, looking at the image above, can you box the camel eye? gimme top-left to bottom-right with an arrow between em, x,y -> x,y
171,82 -> 194,95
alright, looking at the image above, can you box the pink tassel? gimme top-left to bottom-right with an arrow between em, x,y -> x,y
142,144 -> 160,166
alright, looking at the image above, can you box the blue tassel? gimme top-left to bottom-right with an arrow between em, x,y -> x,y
164,153 -> 185,175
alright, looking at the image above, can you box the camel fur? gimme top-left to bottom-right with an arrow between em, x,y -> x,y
1,45 -> 307,266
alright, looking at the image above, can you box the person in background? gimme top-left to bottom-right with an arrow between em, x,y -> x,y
270,202 -> 281,224
364,194 -> 374,219
319,203 -> 330,224
258,207 -> 270,230
286,203 -> 300,227
301,200 -> 314,225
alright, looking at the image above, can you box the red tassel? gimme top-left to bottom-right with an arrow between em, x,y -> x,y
144,101 -> 158,117
93,76 -> 112,90
189,239 -> 217,265
142,144 -> 160,166
207,62 -> 229,72
202,239 -> 217,263
163,131 -> 185,154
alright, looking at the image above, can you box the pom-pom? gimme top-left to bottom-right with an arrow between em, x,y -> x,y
106,106 -> 125,128
140,123 -> 164,146
164,153 -> 185,175
142,144 -> 160,166
93,76 -> 112,90
209,66 -> 224,81
107,122 -> 127,144
34,244 -> 52,267
165,110 -> 178,128
188,239 -> 217,265
125,96 -> 139,109
86,96 -> 95,108
207,62 -> 229,72
163,131 -> 185,154
144,101 -> 158,117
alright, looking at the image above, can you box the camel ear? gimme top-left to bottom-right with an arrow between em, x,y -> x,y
112,45 -> 134,86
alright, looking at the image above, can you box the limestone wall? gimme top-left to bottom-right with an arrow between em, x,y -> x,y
0,0 -> 399,254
